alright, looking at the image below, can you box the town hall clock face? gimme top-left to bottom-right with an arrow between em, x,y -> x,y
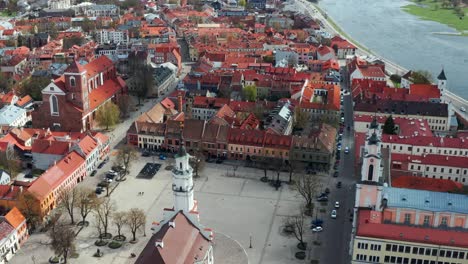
370,158 -> 374,163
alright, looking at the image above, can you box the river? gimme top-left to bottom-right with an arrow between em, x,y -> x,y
317,0 -> 468,99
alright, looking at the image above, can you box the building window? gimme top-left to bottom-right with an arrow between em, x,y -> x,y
50,95 -> 59,116
368,164 -> 374,181
70,76 -> 76,87
423,215 -> 430,226
440,217 -> 448,226
404,213 -> 411,224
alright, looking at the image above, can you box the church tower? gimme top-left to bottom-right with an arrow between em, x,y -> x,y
171,136 -> 196,213
437,69 -> 447,99
64,60 -> 88,112
361,122 -> 382,183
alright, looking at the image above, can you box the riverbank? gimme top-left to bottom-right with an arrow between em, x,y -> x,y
306,0 -> 468,109
401,0 -> 468,33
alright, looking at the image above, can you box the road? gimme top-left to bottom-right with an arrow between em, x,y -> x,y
314,67 -> 355,264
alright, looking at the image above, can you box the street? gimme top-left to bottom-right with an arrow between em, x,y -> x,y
314,67 -> 355,264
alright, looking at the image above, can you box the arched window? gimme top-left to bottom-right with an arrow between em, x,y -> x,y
50,95 -> 59,116
368,164 -> 374,181
70,77 -> 76,87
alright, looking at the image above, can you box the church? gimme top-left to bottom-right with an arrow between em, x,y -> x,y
32,56 -> 127,132
136,137 -> 214,264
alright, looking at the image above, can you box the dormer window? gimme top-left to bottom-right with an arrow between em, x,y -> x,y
70,76 -> 76,87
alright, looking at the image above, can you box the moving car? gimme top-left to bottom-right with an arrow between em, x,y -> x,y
324,188 -> 330,194
312,226 -> 323,232
331,210 -> 337,219
317,196 -> 328,202
335,201 -> 340,208
344,147 -> 349,154
336,181 -> 342,188
159,154 -> 167,160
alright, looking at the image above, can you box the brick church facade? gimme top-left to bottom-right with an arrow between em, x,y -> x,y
32,56 -> 126,132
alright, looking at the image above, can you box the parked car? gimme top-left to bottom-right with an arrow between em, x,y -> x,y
312,226 -> 323,232
95,187 -> 102,194
336,181 -> 342,188
461,106 -> 466,112
142,151 -> 150,157
333,171 -> 339,178
106,178 -> 113,183
97,162 -> 105,169
90,170 -> 97,177
331,210 -> 337,219
324,188 -> 330,194
215,158 -> 224,164
106,174 -> 115,180
311,219 -> 323,227
97,181 -> 109,188
335,201 -> 340,208
159,154 -> 167,160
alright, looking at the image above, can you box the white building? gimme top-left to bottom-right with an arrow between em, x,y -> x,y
83,4 -> 119,17
0,222 -> 18,263
48,0 -> 71,9
0,105 -> 28,127
95,29 -> 129,45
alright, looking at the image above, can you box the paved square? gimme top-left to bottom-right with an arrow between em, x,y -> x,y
11,156 -> 329,264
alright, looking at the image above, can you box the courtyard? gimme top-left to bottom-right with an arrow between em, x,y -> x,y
11,154 -> 332,264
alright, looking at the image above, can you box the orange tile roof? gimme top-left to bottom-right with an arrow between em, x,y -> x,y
28,151 -> 85,199
4,207 -> 26,229
15,95 -> 33,107
77,135 -> 98,156
88,78 -> 125,111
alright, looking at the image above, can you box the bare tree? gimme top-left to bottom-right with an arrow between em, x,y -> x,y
189,151 -> 205,178
48,213 -> 76,264
94,214 -> 104,242
94,198 -> 115,238
285,207 -> 307,249
126,208 -> 146,242
293,174 -> 320,214
286,160 -> 305,184
117,94 -> 132,118
112,211 -> 128,240
116,144 -> 138,180
76,187 -> 97,226
59,188 -> 78,224
18,192 -> 41,230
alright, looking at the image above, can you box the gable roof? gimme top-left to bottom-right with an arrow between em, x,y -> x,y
4,207 -> 25,229
135,211 -> 212,264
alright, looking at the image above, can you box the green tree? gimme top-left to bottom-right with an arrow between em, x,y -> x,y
19,76 -> 51,100
410,70 -> 433,84
81,17 -> 96,33
242,85 -> 257,101
383,115 -> 397,135
238,0 -> 246,7
63,36 -> 85,49
96,101 -> 120,130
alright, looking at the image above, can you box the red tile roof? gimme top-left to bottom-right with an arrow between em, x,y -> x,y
77,135 -> 98,156
392,153 -> 468,169
65,60 -> 85,74
192,96 -> 229,109
135,211 -> 212,264
31,139 -> 71,155
391,175 -> 463,192
357,210 -> 468,248
0,185 -> 22,201
357,65 -> 385,78
15,95 -> 33,107
88,78 -> 125,111
382,135 -> 468,149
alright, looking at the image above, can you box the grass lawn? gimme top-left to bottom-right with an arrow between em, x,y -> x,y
402,0 -> 468,32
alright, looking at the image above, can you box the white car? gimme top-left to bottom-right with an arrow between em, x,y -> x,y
106,178 -> 113,183
331,210 -> 337,219
335,201 -> 340,208
312,226 -> 323,232
344,147 -> 349,154
461,106 -> 466,112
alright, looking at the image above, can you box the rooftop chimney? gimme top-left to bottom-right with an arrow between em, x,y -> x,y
155,239 -> 164,249
169,221 -> 175,228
